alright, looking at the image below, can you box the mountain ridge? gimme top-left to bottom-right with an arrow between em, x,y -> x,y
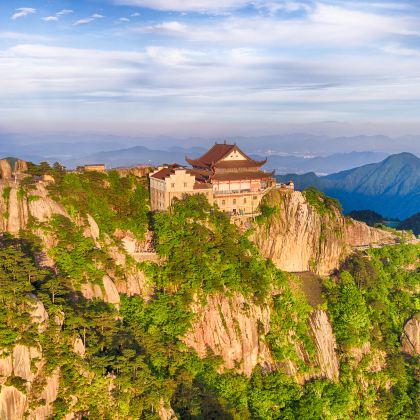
277,152 -> 420,219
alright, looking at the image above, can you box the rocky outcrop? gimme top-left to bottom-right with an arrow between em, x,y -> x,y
252,190 -> 397,275
401,314 -> 420,356
28,368 -> 60,420
0,343 -> 53,420
102,275 -> 121,305
0,159 -> 12,180
114,268 -> 154,300
83,214 -> 100,244
159,399 -> 178,420
308,310 -> 339,381
80,283 -> 104,301
80,276 -> 121,306
14,160 -> 28,175
73,338 -> 86,357
0,183 -> 68,234
0,386 -> 26,420
184,293 -> 342,383
183,293 -> 274,376
344,219 -> 399,247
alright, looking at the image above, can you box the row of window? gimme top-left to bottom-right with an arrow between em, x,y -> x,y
217,196 -> 258,206
170,182 -> 189,188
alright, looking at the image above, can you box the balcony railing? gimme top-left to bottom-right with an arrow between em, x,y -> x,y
213,187 -> 271,196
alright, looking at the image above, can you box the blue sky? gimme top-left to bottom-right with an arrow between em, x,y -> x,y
1,0 -> 420,137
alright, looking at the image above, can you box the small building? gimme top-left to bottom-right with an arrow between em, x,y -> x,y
277,181 -> 294,191
149,164 -> 213,211
77,164 -> 106,173
149,142 -> 275,215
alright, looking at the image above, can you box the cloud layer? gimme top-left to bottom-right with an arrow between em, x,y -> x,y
1,0 -> 420,135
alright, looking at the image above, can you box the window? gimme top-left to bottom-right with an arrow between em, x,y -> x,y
184,182 -> 187,187
233,199 -> 236,204
253,196 -> 257,200
171,183 -> 175,188
243,198 -> 247,203
222,200 -> 225,205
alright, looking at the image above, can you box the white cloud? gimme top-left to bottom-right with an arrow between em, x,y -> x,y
138,3 -> 420,47
42,9 -> 73,22
131,12 -> 141,17
113,0 -> 251,12
145,21 -> 188,34
74,14 -> 105,26
11,8 -> 36,20
56,9 -> 74,17
42,16 -> 58,22
119,17 -> 130,22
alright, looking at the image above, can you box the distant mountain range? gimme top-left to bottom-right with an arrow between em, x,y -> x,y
263,151 -> 388,175
398,213 -> 420,235
1,131 -> 420,168
277,153 -> 420,219
58,146 -> 388,175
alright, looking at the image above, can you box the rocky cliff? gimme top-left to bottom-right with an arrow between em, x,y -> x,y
252,189 -> 397,275
0,183 -> 68,233
184,293 -> 340,382
0,300 -> 59,420
0,159 -> 28,181
0,173 -> 416,419
183,293 -> 274,376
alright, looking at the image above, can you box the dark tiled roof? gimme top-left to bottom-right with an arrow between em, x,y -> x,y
193,182 -> 213,190
213,159 -> 267,169
211,171 -> 274,181
151,167 -> 173,180
150,164 -> 187,180
186,143 -> 256,168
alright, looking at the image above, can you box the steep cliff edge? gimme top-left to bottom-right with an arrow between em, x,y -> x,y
0,300 -> 59,420
1,170 -> 417,419
184,293 -> 340,382
252,189 -> 398,275
0,182 -> 68,233
183,293 -> 274,376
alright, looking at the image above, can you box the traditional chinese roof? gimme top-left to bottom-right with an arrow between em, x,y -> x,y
186,142 -> 266,169
211,171 -> 274,181
193,182 -> 213,190
150,164 -> 185,180
213,159 -> 267,169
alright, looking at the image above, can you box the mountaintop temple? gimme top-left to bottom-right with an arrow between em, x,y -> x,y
149,142 -> 279,216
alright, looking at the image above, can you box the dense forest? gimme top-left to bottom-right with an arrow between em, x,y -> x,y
0,167 -> 418,419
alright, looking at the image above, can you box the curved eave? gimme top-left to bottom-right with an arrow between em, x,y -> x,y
185,156 -> 210,167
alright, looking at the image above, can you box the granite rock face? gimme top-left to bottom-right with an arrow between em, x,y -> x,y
308,310 -> 339,381
0,160 -> 13,180
252,190 -> 397,275
0,340 -> 58,420
183,293 -> 274,377
401,314 -> 420,356
0,183 -> 68,234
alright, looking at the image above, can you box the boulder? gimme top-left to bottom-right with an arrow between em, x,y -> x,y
102,276 -> 120,305
401,314 -> 420,356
